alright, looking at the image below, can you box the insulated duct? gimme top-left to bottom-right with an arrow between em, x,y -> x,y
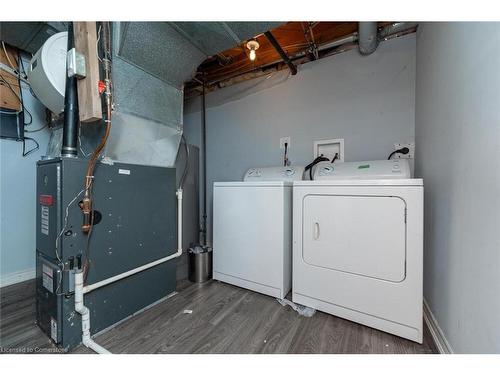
358,22 -> 379,55
104,22 -> 282,167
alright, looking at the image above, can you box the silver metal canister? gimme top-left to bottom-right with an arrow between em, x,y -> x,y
188,246 -> 212,283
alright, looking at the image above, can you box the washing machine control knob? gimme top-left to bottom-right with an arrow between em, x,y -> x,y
319,166 -> 334,176
247,169 -> 262,177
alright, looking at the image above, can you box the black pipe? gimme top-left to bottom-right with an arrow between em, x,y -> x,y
61,22 -> 79,157
201,83 -> 207,245
264,31 -> 297,76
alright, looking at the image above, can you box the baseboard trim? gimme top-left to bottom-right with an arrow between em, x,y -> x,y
0,268 -> 35,288
423,298 -> 453,354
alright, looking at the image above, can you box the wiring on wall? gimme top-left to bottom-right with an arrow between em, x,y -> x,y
2,41 -> 18,73
388,147 -> 409,160
283,142 -> 289,166
78,128 -> 91,157
0,72 -> 21,100
53,188 -> 86,295
18,54 -> 35,125
96,24 -> 102,62
24,123 -> 47,133
0,54 -> 34,126
0,53 -> 40,156
17,55 -> 33,127
22,136 -> 39,156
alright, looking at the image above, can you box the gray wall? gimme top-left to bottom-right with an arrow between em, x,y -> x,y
0,68 -> 51,286
415,23 -> 500,353
184,34 -> 417,244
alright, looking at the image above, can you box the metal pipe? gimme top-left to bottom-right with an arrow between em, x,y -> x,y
317,34 -> 358,52
61,22 -> 79,157
358,22 -> 379,55
264,31 -> 298,75
201,83 -> 207,245
379,22 -> 418,40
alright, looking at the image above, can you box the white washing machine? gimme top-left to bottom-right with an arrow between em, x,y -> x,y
292,159 -> 424,343
213,166 -> 304,299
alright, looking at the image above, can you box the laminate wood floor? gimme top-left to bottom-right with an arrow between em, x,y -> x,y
0,279 -> 438,354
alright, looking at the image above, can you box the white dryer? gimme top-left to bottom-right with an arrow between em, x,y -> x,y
292,159 -> 423,342
213,166 -> 305,299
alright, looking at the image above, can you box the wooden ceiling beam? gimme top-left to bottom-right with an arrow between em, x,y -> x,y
264,31 -> 297,75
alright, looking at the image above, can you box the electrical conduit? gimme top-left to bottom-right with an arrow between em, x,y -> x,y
74,188 -> 184,353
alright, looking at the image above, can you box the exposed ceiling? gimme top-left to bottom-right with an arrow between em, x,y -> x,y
0,21 -> 417,106
184,21 -> 416,99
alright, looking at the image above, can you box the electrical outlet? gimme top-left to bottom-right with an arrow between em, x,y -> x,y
280,137 -> 290,150
393,143 -> 415,159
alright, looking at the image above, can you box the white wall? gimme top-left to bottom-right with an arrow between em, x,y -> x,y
415,23 -> 500,353
184,34 -> 416,243
0,68 -> 51,287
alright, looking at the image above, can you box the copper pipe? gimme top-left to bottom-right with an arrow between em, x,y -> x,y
82,21 -> 112,233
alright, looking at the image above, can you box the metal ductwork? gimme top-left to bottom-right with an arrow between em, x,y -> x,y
358,22 -> 379,55
105,22 -> 283,168
0,22 -> 68,54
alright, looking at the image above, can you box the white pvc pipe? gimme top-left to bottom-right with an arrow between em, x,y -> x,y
74,188 -> 184,353
74,271 -> 111,354
83,188 -> 184,294
177,188 -> 183,256
83,249 -> 182,294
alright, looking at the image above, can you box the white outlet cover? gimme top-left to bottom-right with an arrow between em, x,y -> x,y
280,137 -> 291,150
393,143 -> 415,159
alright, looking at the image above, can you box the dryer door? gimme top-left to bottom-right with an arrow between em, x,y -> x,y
302,194 -> 406,282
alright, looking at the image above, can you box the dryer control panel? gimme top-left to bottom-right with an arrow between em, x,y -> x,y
244,166 -> 305,182
313,159 -> 411,180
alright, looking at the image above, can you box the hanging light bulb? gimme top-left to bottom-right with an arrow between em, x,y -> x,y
246,40 -> 259,61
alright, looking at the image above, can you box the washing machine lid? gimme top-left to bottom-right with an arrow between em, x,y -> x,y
313,159 -> 411,180
214,181 -> 292,188
243,166 -> 305,182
